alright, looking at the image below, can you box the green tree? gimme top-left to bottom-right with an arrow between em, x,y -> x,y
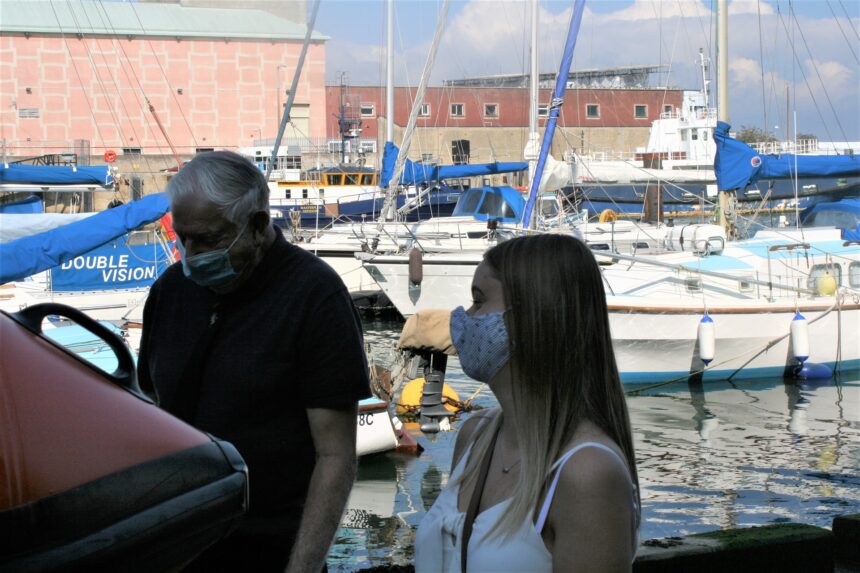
735,126 -> 777,144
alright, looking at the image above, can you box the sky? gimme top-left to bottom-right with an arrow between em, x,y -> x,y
316,0 -> 860,142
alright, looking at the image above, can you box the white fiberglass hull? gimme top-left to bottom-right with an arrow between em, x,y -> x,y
356,398 -> 399,457
0,282 -> 149,322
608,298 -> 859,384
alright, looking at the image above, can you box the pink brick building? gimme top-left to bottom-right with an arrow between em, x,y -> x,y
0,0 -> 327,159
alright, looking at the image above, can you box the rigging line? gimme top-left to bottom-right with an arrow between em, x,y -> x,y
65,2 -> 147,180
787,1 -> 851,144
44,0 -> 108,153
127,1 -> 199,148
774,2 -> 839,145
65,3 -> 135,152
757,0 -> 769,134
87,2 -> 163,177
836,0 -> 860,41
825,0 -> 860,65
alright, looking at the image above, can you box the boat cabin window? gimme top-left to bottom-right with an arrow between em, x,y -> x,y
361,174 -> 375,185
849,262 -> 860,288
478,192 -> 516,220
590,243 -> 611,251
681,130 -> 688,142
702,130 -> 709,141
807,264 -> 841,291
804,209 -> 859,230
457,189 -> 483,213
328,174 -> 343,185
540,199 -> 559,218
308,171 -> 322,183
286,189 -> 292,199
691,129 -> 699,141
345,174 -> 359,185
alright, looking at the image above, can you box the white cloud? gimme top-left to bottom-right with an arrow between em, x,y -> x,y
729,1 -> 775,16
595,0 -> 711,22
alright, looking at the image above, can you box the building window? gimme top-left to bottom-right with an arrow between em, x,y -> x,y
18,108 -> 39,119
691,129 -> 699,141
302,188 -> 308,199
702,129 -> 709,141
122,147 -> 142,155
634,104 -> 648,119
450,103 -> 465,118
586,104 -> 600,119
538,104 -> 549,117
681,130 -> 688,142
360,103 -> 375,117
419,103 -> 430,117
484,103 -> 499,118
359,140 -> 377,153
663,104 -> 673,114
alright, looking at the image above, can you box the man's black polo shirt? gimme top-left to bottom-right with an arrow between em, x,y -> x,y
138,229 -> 371,531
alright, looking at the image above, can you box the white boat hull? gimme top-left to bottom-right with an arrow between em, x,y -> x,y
356,398 -> 399,457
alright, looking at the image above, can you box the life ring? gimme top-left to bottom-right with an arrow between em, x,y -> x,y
598,209 -> 618,223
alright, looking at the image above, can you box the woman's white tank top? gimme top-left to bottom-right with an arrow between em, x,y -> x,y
414,441 -> 638,573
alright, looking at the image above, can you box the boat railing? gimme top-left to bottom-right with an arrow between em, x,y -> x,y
750,139 -> 822,156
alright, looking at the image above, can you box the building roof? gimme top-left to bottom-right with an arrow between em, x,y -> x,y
0,0 -> 328,42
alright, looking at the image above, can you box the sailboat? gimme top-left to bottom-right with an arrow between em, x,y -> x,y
363,0 -> 860,384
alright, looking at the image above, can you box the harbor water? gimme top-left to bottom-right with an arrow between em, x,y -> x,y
330,317 -> 860,572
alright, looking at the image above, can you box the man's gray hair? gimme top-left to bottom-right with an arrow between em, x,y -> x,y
167,150 -> 269,225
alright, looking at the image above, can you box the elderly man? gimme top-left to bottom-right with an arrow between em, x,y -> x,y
138,151 -> 370,572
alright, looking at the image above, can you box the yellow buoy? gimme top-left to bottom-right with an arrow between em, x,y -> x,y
396,377 -> 461,414
816,271 -> 837,296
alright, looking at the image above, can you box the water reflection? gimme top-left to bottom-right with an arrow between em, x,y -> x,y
331,319 -> 860,572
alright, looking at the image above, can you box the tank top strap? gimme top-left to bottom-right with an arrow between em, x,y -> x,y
534,442 -> 632,533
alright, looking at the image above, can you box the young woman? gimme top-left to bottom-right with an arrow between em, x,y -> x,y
415,234 -> 640,572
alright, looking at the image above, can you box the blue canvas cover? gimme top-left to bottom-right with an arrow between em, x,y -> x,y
0,195 -> 43,214
0,192 -> 170,284
452,186 -> 525,223
50,239 -> 172,292
399,161 -> 527,187
0,164 -> 114,186
714,121 -> 860,191
380,141 -> 399,188
799,198 -> 860,241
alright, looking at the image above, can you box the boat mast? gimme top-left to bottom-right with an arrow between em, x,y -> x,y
526,0 -> 539,189
521,0 -> 586,229
266,0 -> 320,180
715,0 -> 737,238
386,0 -> 394,150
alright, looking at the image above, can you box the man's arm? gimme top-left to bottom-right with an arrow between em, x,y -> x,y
286,404 -> 357,573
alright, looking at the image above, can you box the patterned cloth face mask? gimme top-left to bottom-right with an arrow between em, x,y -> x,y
176,222 -> 248,288
449,306 -> 510,382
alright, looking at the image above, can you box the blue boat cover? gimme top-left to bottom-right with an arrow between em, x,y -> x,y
452,186 -> 525,223
0,195 -> 43,214
379,142 -> 526,187
380,141 -> 399,188
714,121 -> 860,191
0,164 -> 114,186
0,193 -> 170,284
799,198 -> 860,241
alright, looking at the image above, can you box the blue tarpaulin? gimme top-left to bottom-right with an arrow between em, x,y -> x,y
380,141 -> 399,188
399,160 -> 528,187
0,163 -> 114,186
0,192 -> 170,283
714,121 -> 860,191
379,142 -> 526,187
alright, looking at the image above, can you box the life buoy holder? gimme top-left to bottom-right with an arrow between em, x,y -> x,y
598,209 -> 618,223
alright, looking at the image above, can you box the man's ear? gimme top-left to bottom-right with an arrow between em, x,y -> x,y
250,210 -> 270,237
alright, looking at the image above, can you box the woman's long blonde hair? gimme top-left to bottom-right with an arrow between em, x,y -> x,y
457,234 -> 640,538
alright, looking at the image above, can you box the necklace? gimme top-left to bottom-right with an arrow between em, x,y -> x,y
501,459 -> 521,474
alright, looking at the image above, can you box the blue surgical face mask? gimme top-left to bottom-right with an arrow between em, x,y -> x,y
176,223 -> 248,288
450,305 -> 510,382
